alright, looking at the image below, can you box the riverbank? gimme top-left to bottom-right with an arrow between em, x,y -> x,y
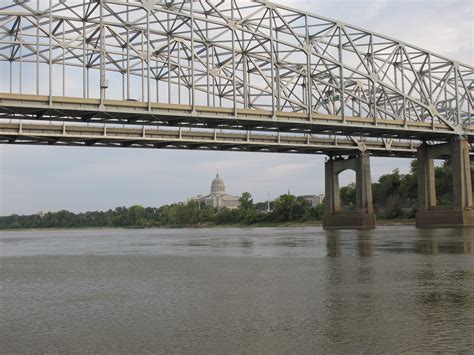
0,218 -> 417,232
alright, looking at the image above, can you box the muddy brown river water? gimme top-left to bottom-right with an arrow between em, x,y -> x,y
1,226 -> 473,353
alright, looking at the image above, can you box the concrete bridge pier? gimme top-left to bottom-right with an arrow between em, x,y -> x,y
323,153 -> 376,230
416,137 -> 474,228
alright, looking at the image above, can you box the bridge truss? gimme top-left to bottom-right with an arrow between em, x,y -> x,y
0,0 -> 472,156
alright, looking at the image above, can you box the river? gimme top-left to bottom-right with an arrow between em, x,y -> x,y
1,226 -> 473,353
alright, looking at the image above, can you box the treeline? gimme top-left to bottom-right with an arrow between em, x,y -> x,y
0,160 -> 463,229
0,192 -> 324,230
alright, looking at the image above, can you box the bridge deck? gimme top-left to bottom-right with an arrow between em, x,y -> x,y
0,121 -> 420,157
1,94 -> 471,142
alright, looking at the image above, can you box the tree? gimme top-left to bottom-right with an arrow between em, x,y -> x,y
373,169 -> 401,207
340,183 -> 356,210
239,192 -> 253,211
126,205 -> 146,226
215,208 -> 238,224
271,194 -> 310,222
434,160 -> 452,206
238,192 -> 257,224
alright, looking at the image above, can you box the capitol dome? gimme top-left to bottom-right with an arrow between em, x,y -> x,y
210,173 -> 225,194
187,173 -> 240,210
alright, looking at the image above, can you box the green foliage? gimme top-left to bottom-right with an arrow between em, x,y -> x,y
434,160 -> 453,206
373,169 -> 401,204
238,192 -> 258,224
271,194 -> 311,222
340,183 -> 356,210
215,208 -> 239,224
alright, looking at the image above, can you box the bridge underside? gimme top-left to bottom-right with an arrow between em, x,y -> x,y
0,94 -> 472,159
1,94 -> 472,143
0,121 -> 420,157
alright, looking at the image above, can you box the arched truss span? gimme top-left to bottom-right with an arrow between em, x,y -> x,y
0,0 -> 472,147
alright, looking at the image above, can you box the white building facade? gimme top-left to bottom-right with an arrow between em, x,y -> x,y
187,174 -> 240,210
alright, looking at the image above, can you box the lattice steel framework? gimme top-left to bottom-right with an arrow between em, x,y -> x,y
0,0 -> 473,153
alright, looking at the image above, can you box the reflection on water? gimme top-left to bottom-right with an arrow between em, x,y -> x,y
326,234 -> 342,257
1,226 -> 473,258
1,226 -> 473,353
326,232 -> 375,257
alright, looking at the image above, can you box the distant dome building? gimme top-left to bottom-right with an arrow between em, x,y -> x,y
187,174 -> 240,210
211,174 -> 225,194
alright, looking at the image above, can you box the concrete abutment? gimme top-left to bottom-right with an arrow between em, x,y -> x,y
416,138 -> 474,228
323,153 -> 376,230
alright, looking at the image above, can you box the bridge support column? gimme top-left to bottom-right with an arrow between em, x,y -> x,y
323,153 -> 376,230
416,138 -> 474,228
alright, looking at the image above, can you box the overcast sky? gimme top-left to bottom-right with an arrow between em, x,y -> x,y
0,0 -> 472,216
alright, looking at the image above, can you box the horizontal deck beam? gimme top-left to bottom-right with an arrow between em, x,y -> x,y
0,121 -> 422,157
1,94 -> 472,142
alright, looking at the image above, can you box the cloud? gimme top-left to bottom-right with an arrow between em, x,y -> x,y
277,0 -> 472,63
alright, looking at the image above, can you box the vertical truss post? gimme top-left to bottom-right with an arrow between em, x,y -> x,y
428,53 -> 433,102
155,49 -> 159,102
305,15 -> 312,120
428,53 -> 434,129
146,7 -> 151,110
205,16 -> 210,107
400,45 -> 407,127
469,89 -> 472,126
190,0 -> 196,113
231,1 -> 237,116
141,31 -> 145,102
48,0 -> 52,106
126,31 -> 130,100
62,21 -> 65,97
338,25 -> 345,123
243,51 -> 249,109
454,63 -> 460,126
126,3 -> 130,101
19,15 -> 22,94
36,1 -> 40,95
99,0 -> 107,106
167,12 -> 171,104
369,33 -> 376,124
269,7 -> 276,119
122,43 -> 125,100
275,24 -> 280,112
82,0 -> 87,99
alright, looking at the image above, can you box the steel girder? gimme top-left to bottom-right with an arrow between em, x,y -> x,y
0,0 -> 472,155
0,121 -> 422,157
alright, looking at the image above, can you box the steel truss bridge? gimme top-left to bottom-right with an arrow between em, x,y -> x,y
0,0 -> 472,157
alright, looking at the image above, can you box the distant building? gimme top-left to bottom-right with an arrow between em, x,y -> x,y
187,174 -> 240,210
298,194 -> 325,207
